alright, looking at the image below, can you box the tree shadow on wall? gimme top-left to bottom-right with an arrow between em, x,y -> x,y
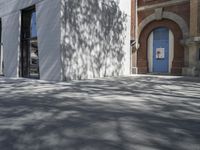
61,0 -> 127,80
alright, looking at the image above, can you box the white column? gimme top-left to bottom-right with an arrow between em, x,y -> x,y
2,12 -> 20,78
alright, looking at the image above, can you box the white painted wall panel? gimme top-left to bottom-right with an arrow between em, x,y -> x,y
119,0 -> 131,75
0,0 -> 43,17
36,0 -> 62,81
119,0 -> 131,15
2,12 -> 20,77
61,0 -> 131,80
0,0 -> 131,81
122,15 -> 131,75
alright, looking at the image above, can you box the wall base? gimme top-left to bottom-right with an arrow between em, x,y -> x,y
132,67 -> 138,74
182,67 -> 200,77
171,67 -> 182,75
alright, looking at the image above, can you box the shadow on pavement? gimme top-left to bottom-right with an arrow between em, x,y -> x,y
0,76 -> 200,150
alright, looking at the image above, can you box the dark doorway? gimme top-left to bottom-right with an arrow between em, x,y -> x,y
0,19 -> 3,75
21,6 -> 39,79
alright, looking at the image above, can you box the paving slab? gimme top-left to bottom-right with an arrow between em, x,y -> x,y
0,75 -> 200,150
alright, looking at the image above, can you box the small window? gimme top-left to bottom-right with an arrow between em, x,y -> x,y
31,12 -> 37,38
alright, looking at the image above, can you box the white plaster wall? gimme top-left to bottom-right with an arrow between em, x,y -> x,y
0,0 -> 43,17
0,0 -> 62,81
119,0 -> 131,15
2,12 -> 20,77
36,0 -> 62,81
61,0 -> 131,80
119,0 -> 131,75
0,0 -> 131,81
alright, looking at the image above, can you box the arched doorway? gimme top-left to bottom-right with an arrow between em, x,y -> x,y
148,27 -> 174,74
137,19 -> 184,75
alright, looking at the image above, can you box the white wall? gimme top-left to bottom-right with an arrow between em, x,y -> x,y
119,0 -> 131,75
0,0 -> 45,78
0,0 -> 131,81
36,0 -> 62,81
0,0 -> 62,81
2,12 -> 20,77
61,0 -> 131,80
0,0 -> 43,17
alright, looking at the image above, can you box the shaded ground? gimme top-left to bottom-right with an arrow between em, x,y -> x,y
0,75 -> 200,150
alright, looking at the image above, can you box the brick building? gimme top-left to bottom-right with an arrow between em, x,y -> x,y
131,0 -> 200,76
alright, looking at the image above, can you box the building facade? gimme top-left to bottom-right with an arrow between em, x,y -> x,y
131,0 -> 200,76
0,0 -> 131,81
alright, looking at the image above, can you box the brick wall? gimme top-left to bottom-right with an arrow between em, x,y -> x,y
138,1 -> 190,26
198,1 -> 200,35
138,0 -> 169,7
131,0 -> 136,40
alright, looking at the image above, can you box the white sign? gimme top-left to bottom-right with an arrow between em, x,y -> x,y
156,48 -> 165,59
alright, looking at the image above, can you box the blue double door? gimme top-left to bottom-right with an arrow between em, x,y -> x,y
153,27 -> 169,73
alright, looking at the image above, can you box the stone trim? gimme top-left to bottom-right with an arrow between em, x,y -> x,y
183,36 -> 200,46
155,8 -> 163,20
138,11 -> 189,41
163,12 -> 189,38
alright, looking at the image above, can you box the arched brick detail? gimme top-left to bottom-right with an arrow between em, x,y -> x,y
137,19 -> 184,75
138,11 -> 189,39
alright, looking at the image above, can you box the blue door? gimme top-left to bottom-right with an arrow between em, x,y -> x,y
153,27 -> 169,73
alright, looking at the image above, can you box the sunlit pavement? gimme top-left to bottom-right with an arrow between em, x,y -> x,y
0,75 -> 200,150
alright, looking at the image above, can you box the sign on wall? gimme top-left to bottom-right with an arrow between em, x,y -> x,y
156,48 -> 165,59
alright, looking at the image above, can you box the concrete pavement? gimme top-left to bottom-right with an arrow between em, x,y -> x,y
0,75 -> 200,150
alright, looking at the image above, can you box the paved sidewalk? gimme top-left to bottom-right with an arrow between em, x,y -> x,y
0,75 -> 200,150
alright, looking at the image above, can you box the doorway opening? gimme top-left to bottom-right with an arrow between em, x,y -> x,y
0,19 -> 3,75
148,27 -> 174,74
21,6 -> 39,79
